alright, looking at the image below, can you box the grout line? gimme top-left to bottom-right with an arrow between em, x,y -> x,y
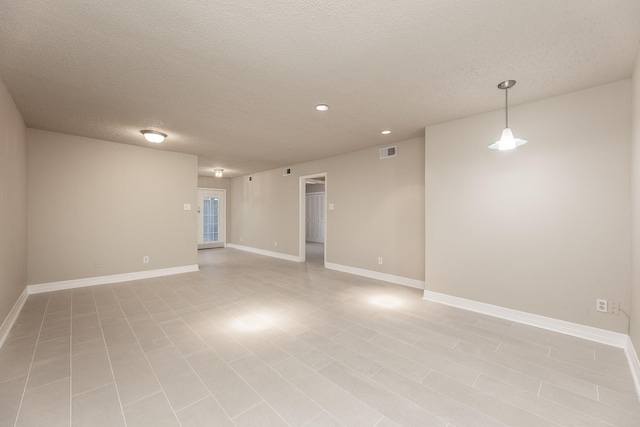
471,374 -> 480,388
92,287 -> 129,426
173,393 -> 211,414
368,365 -> 386,379
302,410 -> 347,427
68,291 -> 73,426
12,294 -> 50,427
371,415 -> 386,426
119,390 -> 166,408
71,381 -> 117,399
229,399 -> 265,420
419,368 -> 433,384
118,279 -> 237,423
6,249 -> 638,426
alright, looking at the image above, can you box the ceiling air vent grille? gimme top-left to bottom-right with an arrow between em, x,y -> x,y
379,145 -> 397,159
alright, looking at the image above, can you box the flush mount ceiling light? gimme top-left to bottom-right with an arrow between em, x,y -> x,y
214,169 -> 224,178
140,130 -> 167,143
381,130 -> 391,135
315,104 -> 329,111
488,80 -> 527,151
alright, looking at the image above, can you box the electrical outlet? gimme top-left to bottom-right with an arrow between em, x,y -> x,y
609,301 -> 620,315
274,241 -> 278,247
378,257 -> 383,265
95,261 -> 101,269
143,256 -> 149,264
596,299 -> 607,313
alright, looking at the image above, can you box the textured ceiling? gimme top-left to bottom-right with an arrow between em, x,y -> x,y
1,0 -> 639,177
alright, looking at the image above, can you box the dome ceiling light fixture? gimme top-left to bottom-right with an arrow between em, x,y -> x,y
140,129 -> 167,143
214,169 -> 224,178
315,104 -> 329,111
488,80 -> 527,151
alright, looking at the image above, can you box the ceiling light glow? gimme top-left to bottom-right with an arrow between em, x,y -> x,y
315,104 -> 329,111
232,313 -> 274,331
140,130 -> 167,143
381,130 -> 391,135
214,169 -> 224,178
370,295 -> 403,309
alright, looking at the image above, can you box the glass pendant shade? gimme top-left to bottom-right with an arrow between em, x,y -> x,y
488,127 -> 527,150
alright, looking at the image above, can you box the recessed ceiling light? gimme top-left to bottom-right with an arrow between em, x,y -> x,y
315,104 -> 329,111
381,130 -> 391,135
140,130 -> 167,143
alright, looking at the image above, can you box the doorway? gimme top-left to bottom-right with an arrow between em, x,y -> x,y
299,173 -> 327,264
197,188 -> 226,249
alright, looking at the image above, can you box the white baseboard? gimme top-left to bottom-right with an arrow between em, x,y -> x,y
423,289 -> 640,400
624,336 -> 640,400
325,262 -> 425,290
0,287 -> 29,348
226,244 -> 302,262
422,289 -> 628,348
28,264 -> 200,294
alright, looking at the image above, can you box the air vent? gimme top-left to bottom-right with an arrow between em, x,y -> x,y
283,168 -> 292,176
379,145 -> 397,159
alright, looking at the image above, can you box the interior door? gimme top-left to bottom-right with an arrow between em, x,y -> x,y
305,192 -> 325,243
197,188 -> 226,249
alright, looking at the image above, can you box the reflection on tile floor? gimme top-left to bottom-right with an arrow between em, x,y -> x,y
1,244 -> 639,426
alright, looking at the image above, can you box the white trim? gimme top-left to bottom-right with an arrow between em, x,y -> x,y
422,289 -> 628,348
226,244 -> 302,262
198,242 -> 224,249
325,262 -> 425,290
624,336 -> 640,399
0,287 -> 29,348
422,290 -> 640,400
28,264 -> 200,294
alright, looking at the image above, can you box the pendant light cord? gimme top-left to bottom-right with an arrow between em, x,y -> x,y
505,87 -> 509,128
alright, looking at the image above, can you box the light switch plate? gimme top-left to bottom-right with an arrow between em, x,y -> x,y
184,204 -> 191,210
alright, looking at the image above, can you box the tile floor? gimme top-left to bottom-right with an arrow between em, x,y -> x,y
1,244 -> 639,426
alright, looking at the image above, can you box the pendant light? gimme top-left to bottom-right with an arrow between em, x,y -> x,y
488,80 -> 527,150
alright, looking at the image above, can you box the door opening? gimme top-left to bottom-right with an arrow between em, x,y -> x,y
299,173 -> 327,265
197,188 -> 226,249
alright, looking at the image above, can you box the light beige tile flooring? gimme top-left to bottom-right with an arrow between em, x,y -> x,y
1,244 -> 639,426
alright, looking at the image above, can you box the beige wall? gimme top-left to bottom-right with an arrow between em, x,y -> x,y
27,130 -> 198,285
198,176 -> 231,192
425,80 -> 631,333
230,137 -> 425,281
0,78 -> 27,326
632,54 -> 640,351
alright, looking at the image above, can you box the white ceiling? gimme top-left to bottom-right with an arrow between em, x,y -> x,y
1,1 -> 639,177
